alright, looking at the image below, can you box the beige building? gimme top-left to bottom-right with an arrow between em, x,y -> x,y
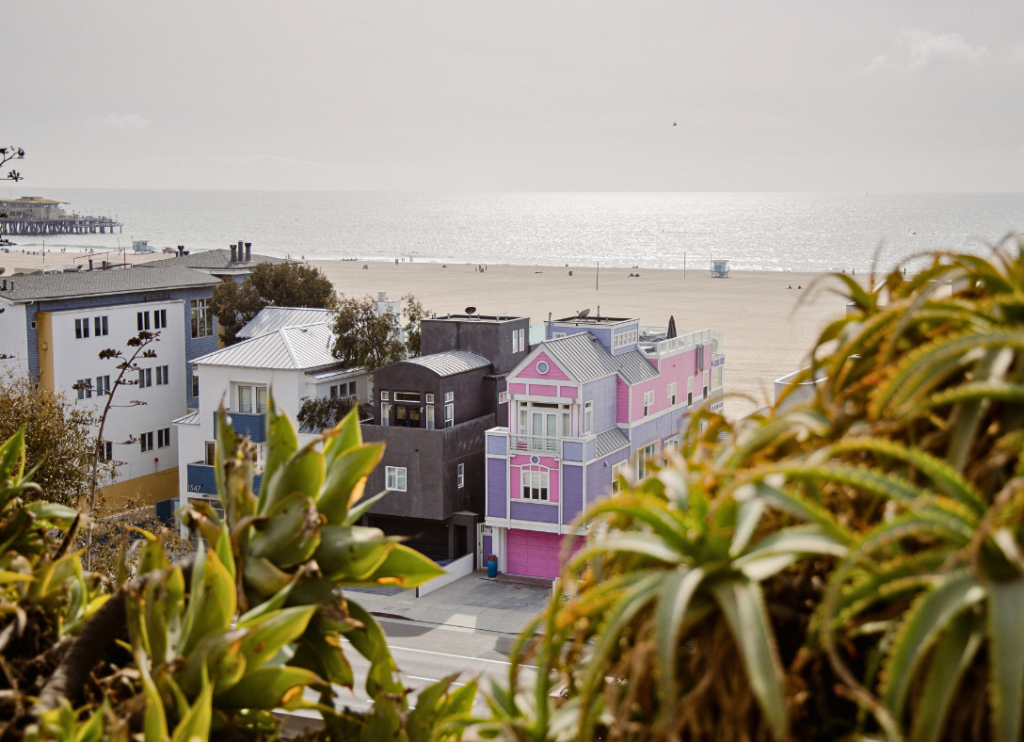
0,197 -> 69,220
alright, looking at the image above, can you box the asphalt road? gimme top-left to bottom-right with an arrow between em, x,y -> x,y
301,617 -> 539,716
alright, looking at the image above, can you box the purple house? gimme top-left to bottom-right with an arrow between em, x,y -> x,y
483,314 -> 724,579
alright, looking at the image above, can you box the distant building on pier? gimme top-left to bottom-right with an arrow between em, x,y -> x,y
0,197 -> 69,220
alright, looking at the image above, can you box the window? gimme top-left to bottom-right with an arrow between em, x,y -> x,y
512,331 -> 519,353
348,381 -> 357,396
553,332 -> 566,339
140,431 -> 154,453
612,461 -> 628,493
444,402 -> 454,428
138,368 -> 152,388
445,391 -> 454,402
426,405 -> 435,429
668,382 -> 677,405
712,366 -> 723,390
687,376 -> 694,407
153,309 -> 167,329
518,329 -> 525,351
205,441 -> 216,466
380,391 -> 390,401
385,466 -> 407,491
76,379 -> 91,399
190,298 -> 213,338
583,400 -> 593,434
643,390 -> 654,417
95,375 -> 110,396
519,407 -> 528,434
238,386 -> 252,413
137,311 -> 151,332
395,391 -> 421,402
98,441 -> 113,462
75,318 -> 89,339
381,402 -> 391,426
562,410 -> 571,437
498,391 -> 509,405
256,387 -> 268,413
703,370 -> 710,399
192,373 -> 199,398
426,393 -> 434,404
157,428 -> 171,448
155,365 -> 169,385
330,385 -> 338,399
664,435 -> 681,453
458,463 -> 464,488
636,442 -> 658,480
613,330 -> 639,349
521,469 -> 549,500
94,316 -> 108,336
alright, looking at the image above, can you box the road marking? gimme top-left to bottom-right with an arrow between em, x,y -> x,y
406,675 -> 467,687
386,643 -> 538,670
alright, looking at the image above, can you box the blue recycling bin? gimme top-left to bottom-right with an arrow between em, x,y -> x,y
487,559 -> 498,578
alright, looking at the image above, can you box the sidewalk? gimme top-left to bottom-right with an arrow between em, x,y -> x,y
345,570 -> 551,633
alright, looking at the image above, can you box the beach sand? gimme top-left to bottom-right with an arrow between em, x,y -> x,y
313,260 -> 853,419
2,249 -> 853,420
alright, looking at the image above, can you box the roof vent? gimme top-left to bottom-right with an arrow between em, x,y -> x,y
230,244 -> 237,262
245,243 -> 251,261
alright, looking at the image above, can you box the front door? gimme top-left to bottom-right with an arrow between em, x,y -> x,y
396,404 -> 421,428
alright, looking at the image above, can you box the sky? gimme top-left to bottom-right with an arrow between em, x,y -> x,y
5,1 -> 1024,192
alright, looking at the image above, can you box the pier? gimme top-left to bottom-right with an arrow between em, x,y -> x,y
0,215 -> 122,235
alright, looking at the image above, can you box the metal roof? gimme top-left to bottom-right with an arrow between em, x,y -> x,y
137,249 -> 291,271
192,323 -> 343,371
397,350 -> 491,377
594,428 -> 630,458
238,307 -> 332,339
536,332 -> 659,385
172,411 -> 201,426
0,266 -> 221,303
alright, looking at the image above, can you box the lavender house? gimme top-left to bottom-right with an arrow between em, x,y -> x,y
483,314 -> 724,579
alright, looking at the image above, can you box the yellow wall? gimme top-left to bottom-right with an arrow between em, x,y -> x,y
36,311 -> 54,392
98,468 -> 179,511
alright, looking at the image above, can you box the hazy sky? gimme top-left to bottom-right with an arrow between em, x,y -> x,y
5,1 -> 1024,192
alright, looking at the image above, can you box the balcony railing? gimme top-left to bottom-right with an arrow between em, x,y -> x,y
637,328 -> 713,357
213,411 -> 266,443
510,435 -> 560,455
187,461 -> 263,496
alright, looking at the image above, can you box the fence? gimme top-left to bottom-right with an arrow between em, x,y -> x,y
415,552 -> 476,597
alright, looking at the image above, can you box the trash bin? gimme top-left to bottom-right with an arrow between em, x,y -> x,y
486,557 -> 498,578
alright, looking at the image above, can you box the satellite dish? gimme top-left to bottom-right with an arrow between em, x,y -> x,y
578,308 -> 591,319
465,306 -> 477,315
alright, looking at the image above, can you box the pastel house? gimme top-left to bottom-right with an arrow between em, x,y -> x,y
483,314 -> 724,579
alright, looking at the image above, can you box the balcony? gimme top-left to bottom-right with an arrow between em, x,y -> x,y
637,327 -> 713,358
186,462 -> 263,496
510,435 -> 560,455
213,411 -> 266,443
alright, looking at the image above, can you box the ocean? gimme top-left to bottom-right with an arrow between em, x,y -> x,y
4,189 -> 1023,273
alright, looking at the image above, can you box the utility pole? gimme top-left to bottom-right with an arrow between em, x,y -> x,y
596,262 -> 600,291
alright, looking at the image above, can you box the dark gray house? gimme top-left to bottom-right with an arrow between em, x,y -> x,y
361,313 -> 531,561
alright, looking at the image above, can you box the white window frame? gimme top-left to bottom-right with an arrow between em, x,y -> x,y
612,460 -> 629,493
426,393 -> 434,404
518,328 -> 525,350
636,442 -> 658,480
553,332 -> 566,339
381,402 -> 391,426
512,331 -> 519,353
256,387 -> 268,413
445,391 -> 454,402
238,385 -> 252,413
643,390 -> 654,417
385,466 -> 407,492
381,391 -> 390,401
498,391 -> 509,405
457,463 -> 464,488
583,400 -> 593,434
444,402 -> 454,428
426,405 -> 435,429
668,382 -> 677,405
521,469 -> 549,501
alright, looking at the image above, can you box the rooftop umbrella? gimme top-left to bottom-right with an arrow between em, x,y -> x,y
667,315 -> 677,339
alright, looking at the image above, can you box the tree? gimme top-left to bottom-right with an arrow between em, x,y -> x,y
0,371 -> 96,508
403,293 -> 429,357
1,145 -> 25,182
330,294 -> 407,373
211,262 -> 337,346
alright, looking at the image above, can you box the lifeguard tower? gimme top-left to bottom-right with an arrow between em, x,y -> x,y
711,258 -> 730,278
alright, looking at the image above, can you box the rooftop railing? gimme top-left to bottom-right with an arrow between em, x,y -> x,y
637,328 -> 713,357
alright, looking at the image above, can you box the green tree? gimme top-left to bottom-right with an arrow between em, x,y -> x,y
403,293 -> 429,358
330,295 -> 407,373
0,371 -> 95,508
211,262 -> 337,346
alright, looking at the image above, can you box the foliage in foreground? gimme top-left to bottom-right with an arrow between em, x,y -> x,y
479,240 -> 1024,742
0,402 -> 474,741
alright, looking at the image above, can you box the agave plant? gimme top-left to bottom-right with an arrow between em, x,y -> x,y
2,398 -> 480,741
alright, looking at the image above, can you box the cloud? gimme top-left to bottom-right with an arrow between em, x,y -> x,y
863,29 -> 990,74
86,113 -> 151,130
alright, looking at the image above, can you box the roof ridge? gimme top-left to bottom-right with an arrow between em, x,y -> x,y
279,327 -> 300,368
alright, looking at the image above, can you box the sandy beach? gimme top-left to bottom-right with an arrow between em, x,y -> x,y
312,260 -> 851,419
3,250 -> 853,419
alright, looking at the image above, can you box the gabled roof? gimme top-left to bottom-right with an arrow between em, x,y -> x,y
137,249 -> 291,271
0,266 -> 221,303
238,307 -> 332,339
397,351 -> 491,377
192,323 -> 339,371
517,331 -> 659,386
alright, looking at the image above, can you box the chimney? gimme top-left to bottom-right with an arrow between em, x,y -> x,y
102,260 -> 107,270
88,259 -> 93,271
177,245 -> 184,257
2,279 -> 6,291
237,241 -> 243,260
378,291 -> 386,301
230,244 -> 237,262
245,242 -> 251,261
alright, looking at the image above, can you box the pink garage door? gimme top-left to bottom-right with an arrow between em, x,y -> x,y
506,529 -> 565,579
